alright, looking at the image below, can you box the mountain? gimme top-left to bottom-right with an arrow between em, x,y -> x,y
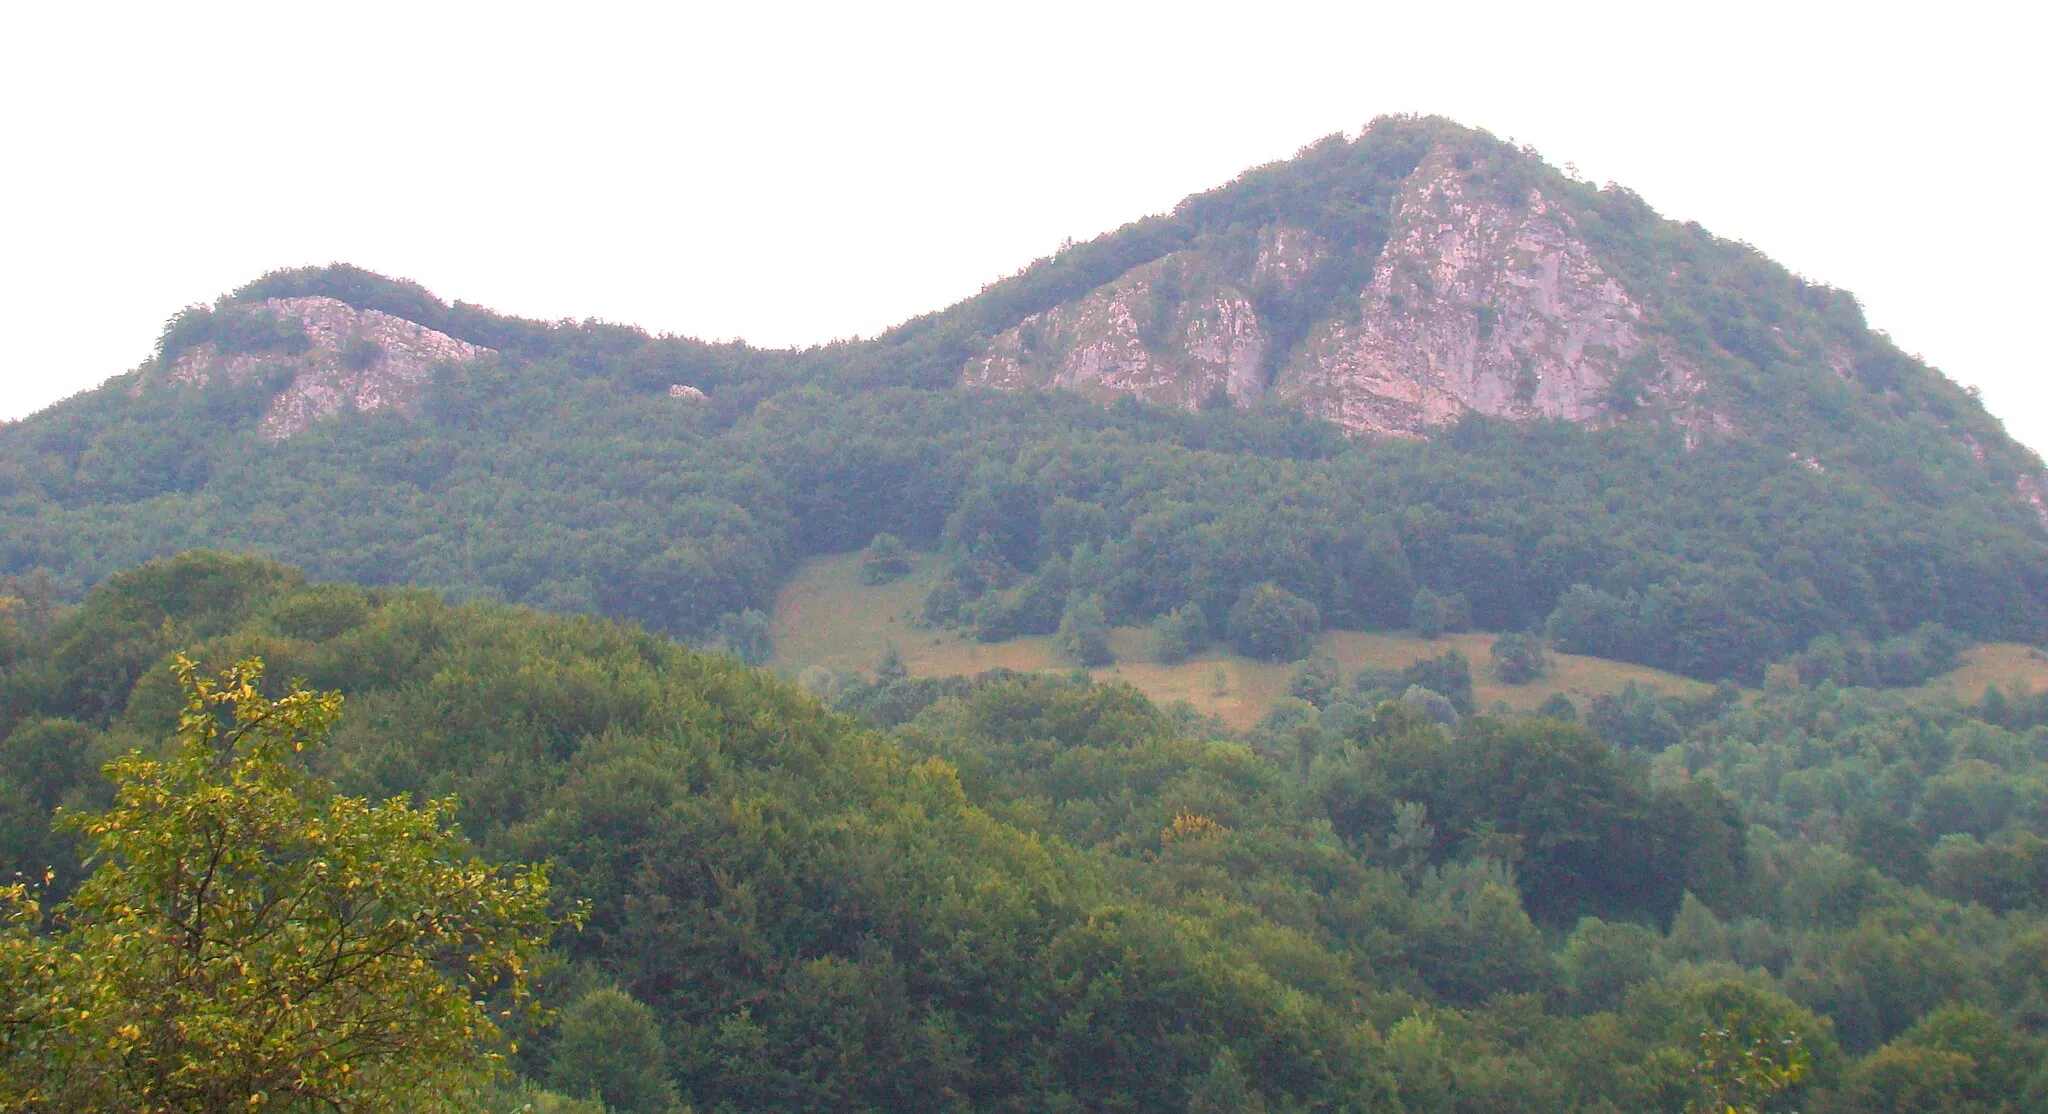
2,115 -> 2045,685
5,113 -> 2048,1111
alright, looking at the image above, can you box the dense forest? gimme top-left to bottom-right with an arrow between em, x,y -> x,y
2,553 -> 2044,1109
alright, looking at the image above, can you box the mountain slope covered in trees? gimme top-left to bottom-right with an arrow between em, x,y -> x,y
3,117 -> 2044,690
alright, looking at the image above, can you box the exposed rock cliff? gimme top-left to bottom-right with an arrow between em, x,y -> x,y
162,296 -> 489,439
963,255 -> 1267,411
960,141 -> 1711,438
1275,148 -> 1700,436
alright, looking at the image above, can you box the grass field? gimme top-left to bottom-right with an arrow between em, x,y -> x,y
1918,642 -> 2048,702
769,553 -> 1721,730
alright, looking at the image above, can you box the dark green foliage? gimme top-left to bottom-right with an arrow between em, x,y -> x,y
1322,713 -> 1746,926
1289,656 -> 1341,707
154,303 -> 309,365
1410,587 -> 1472,639
339,335 -> 383,371
875,641 -> 907,683
858,532 -> 912,585
6,365 -> 2041,681
713,607 -> 773,665
1226,581 -> 1319,661
546,988 -> 683,1114
1587,681 -> 1685,751
1795,623 -> 1966,689
3,555 -> 2047,1110
1490,632 -> 1548,684
1150,602 -> 1208,664
1537,692 -> 1578,722
1056,590 -> 1113,666
1402,650 -> 1474,715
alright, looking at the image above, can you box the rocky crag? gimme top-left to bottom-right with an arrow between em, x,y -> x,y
154,296 -> 490,439
965,140 -> 1707,438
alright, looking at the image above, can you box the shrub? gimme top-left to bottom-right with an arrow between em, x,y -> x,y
1289,657 -> 1341,707
1402,651 -> 1474,714
1410,588 -> 1471,639
714,608 -> 773,665
1058,592 -> 1114,666
1152,602 -> 1208,664
1490,633 -> 1548,684
1227,582 -> 1320,662
860,532 -> 914,585
340,336 -> 384,371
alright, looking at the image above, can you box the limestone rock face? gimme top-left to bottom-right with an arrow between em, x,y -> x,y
165,296 -> 489,439
963,255 -> 1266,412
960,148 -> 1704,437
1276,149 -> 1695,436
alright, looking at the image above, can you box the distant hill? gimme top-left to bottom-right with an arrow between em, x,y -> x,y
2,115 -> 2044,683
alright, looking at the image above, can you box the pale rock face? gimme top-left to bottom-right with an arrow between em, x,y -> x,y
166,296 -> 490,439
1251,224 -> 1328,292
2016,474 -> 2048,530
1275,149 -> 1692,436
959,149 -> 1705,439
962,255 -> 1265,411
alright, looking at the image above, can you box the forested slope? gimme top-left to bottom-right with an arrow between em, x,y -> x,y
3,553 -> 2046,1110
4,119 -> 2047,687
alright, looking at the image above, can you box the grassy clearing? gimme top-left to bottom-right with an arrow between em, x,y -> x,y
1918,642 -> 2048,702
770,553 -> 1715,731
770,553 -> 2048,730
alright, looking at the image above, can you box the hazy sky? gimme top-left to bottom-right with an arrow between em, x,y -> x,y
4,2 -> 2042,451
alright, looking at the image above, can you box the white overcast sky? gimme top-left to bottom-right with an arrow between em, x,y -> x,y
2,2 -> 2042,452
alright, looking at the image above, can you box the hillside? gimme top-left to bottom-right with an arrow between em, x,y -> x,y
5,553 -> 2047,1110
2,115 -> 2045,694
767,550 -> 1715,730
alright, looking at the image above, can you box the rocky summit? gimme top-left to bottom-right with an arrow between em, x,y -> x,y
965,137 -> 1701,438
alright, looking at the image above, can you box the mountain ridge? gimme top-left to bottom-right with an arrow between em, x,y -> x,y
4,115 -> 2046,686
107,116 -> 2042,518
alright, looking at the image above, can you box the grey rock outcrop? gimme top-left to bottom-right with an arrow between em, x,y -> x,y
164,296 -> 489,439
1275,149 -> 1698,436
964,255 -> 1266,411
960,147 -> 1708,438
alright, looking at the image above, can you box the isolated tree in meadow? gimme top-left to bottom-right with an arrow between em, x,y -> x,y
0,657 -> 572,1112
1490,632 -> 1549,684
860,532 -> 914,585
1058,591 -> 1114,667
1227,582 -> 1319,662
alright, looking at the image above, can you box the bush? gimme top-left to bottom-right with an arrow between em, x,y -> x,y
860,532 -> 914,585
1401,651 -> 1474,714
1410,588 -> 1472,639
1058,592 -> 1114,666
1289,657 -> 1341,707
1400,685 -> 1459,726
1152,603 -> 1208,664
1792,623 -> 1966,689
339,336 -> 383,371
1586,682 -> 1682,751
1490,633 -> 1548,684
1537,693 -> 1578,722
714,608 -> 773,665
1227,582 -> 1320,662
